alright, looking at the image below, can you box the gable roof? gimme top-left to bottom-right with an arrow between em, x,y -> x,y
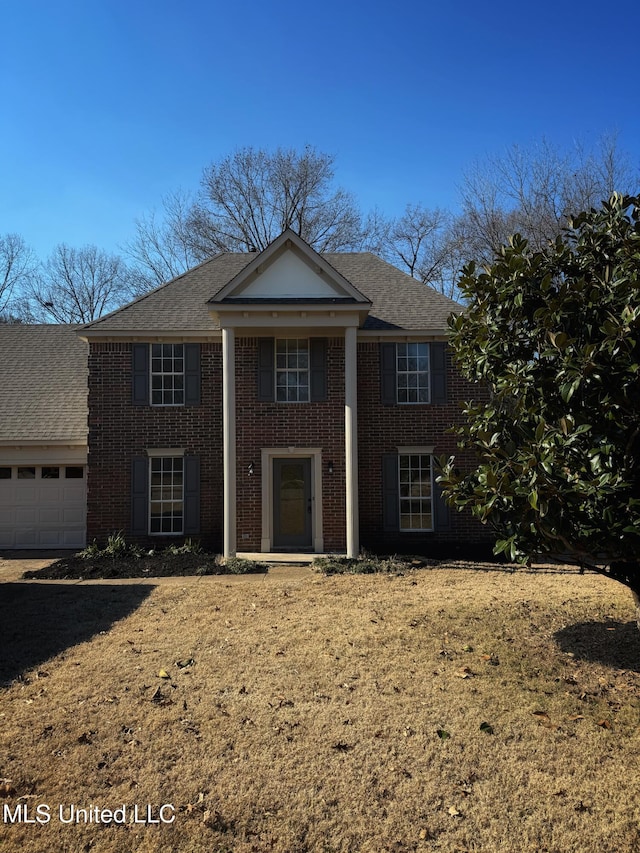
0,324 -> 87,444
82,248 -> 462,334
210,229 -> 370,304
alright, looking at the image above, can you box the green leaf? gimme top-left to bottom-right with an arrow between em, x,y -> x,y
479,722 -> 494,735
437,729 -> 451,740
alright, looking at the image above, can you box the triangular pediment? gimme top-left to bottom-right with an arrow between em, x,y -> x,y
209,229 -> 370,304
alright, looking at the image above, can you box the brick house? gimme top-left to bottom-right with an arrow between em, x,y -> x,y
78,228 -> 488,559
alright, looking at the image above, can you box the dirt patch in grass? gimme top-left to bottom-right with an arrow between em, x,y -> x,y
2,565 -> 640,852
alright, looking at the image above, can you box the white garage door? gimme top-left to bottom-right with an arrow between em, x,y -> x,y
0,465 -> 86,549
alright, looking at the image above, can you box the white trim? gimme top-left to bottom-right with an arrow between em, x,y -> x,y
260,447 -> 324,553
344,326 -> 359,558
222,328 -> 236,558
0,447 -> 87,466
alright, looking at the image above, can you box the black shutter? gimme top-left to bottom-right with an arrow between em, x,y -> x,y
132,344 -> 149,405
433,474 -> 451,531
380,343 -> 397,405
183,455 -> 200,534
131,457 -> 148,534
382,453 -> 400,532
257,338 -> 275,402
430,342 -> 448,404
184,343 -> 201,406
310,338 -> 328,401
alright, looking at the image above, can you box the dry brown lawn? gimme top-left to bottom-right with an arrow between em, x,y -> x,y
1,563 -> 639,853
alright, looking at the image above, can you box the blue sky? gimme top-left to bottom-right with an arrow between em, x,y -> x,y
1,0 -> 639,260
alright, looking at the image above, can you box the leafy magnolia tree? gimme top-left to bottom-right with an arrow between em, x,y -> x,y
439,194 -> 640,613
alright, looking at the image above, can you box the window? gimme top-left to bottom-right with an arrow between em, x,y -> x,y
398,454 -> 433,531
0,467 -> 11,479
17,467 -> 36,479
65,467 -> 84,479
275,339 -> 309,402
149,457 -> 183,534
42,467 -> 60,479
397,342 -> 430,403
380,342 -> 447,406
151,344 -> 184,406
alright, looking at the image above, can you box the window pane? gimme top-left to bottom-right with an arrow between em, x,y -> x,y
149,456 -> 183,535
275,339 -> 310,403
398,455 -> 432,531
64,466 -> 84,479
0,467 -> 11,479
18,467 -> 36,479
42,467 -> 60,479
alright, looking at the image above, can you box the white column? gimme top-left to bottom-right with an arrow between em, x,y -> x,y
222,327 -> 236,558
345,325 -> 359,558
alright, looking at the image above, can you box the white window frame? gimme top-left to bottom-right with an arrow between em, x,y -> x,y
398,452 -> 434,532
275,338 -> 310,403
397,342 -> 430,404
149,455 -> 184,535
150,343 -> 185,406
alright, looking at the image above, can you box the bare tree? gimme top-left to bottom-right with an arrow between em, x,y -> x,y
457,134 -> 638,263
190,146 -> 367,255
28,244 -> 131,323
0,234 -> 37,318
125,190 -> 201,293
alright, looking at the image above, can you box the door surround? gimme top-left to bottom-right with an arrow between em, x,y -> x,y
260,447 -> 324,553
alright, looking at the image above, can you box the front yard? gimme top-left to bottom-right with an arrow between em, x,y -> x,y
1,564 -> 639,852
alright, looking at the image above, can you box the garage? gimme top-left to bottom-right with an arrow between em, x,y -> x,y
0,324 -> 89,552
0,464 -> 87,549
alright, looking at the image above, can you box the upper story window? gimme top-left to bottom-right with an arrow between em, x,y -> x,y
151,344 -> 184,406
396,342 -> 430,403
133,343 -> 200,407
275,339 -> 310,402
380,342 -> 447,406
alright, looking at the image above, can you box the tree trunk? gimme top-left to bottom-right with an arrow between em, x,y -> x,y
633,590 -> 640,631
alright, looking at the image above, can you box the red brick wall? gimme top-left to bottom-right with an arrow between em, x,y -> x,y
357,341 -> 492,555
235,337 -> 347,551
87,341 -> 223,548
87,337 -> 491,555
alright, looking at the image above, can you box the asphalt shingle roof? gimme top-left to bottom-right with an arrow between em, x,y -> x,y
0,324 -> 87,443
84,252 -> 462,333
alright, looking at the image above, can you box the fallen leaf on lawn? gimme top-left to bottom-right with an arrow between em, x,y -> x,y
462,644 -> 474,652
479,721 -> 494,735
158,669 -> 171,679
568,714 -> 585,722
176,658 -> 194,669
532,710 -> 550,720
597,719 -> 612,729
0,779 -> 16,796
448,806 -> 461,817
437,729 -> 450,740
331,741 -> 354,752
455,667 -> 474,679
419,828 -> 428,839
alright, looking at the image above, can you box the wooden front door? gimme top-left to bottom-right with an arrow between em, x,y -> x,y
273,458 -> 312,550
